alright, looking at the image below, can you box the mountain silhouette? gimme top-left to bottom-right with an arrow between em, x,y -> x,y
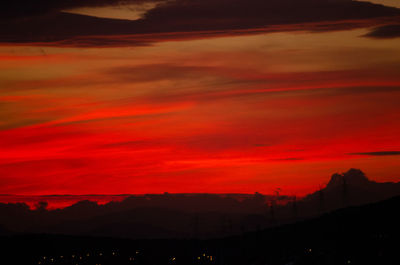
0,169 -> 399,239
302,168 -> 400,212
326,168 -> 370,188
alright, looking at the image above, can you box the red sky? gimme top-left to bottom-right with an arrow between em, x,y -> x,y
0,0 -> 400,197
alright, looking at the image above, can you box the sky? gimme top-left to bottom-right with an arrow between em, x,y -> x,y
0,0 -> 400,197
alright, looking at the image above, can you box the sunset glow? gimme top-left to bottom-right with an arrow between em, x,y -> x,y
1,0 -> 399,198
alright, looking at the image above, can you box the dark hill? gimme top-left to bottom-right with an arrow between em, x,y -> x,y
1,195 -> 399,265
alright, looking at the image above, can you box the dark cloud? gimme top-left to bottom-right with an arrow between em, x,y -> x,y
1,0 -> 154,20
365,24 -> 400,38
141,0 -> 399,31
1,0 -> 400,47
349,151 -> 400,156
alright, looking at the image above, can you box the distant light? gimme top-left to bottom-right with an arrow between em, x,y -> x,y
347,260 -> 351,264
197,257 -> 201,260
99,253 -> 103,256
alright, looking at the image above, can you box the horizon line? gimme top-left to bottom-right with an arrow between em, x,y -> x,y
0,192 -> 292,197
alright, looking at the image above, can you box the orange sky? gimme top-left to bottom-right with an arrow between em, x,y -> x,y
1,1 -> 400,196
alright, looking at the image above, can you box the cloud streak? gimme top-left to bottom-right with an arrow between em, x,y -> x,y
349,151 -> 400,156
364,24 -> 400,38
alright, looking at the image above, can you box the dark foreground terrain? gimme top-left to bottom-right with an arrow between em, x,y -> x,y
1,169 -> 399,240
1,195 -> 399,265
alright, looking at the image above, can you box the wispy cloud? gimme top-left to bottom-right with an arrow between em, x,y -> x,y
349,151 -> 400,156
